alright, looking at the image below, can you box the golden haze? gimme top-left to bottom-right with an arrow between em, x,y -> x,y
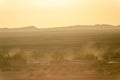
0,0 -> 120,28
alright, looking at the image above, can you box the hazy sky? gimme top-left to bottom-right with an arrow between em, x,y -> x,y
0,0 -> 120,28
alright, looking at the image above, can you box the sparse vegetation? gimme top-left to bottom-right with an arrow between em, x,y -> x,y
0,25 -> 120,80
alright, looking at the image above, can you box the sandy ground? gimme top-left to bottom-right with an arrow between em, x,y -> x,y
0,61 -> 119,80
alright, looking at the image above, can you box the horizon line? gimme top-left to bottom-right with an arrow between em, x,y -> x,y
0,24 -> 120,29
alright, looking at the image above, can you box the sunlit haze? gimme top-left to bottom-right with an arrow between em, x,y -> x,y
0,0 -> 120,28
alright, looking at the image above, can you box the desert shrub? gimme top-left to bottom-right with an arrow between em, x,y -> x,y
51,51 -> 65,63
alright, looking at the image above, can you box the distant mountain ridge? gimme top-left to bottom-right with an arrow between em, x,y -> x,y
0,24 -> 120,31
18,26 -> 37,30
0,26 -> 37,29
0,26 -> 38,31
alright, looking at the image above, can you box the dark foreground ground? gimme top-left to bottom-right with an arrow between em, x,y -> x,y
0,61 -> 120,80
